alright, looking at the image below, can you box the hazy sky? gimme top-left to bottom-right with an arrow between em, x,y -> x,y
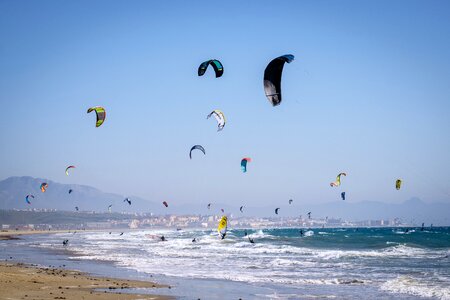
1,0 -> 449,207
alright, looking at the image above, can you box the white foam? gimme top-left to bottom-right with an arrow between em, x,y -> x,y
29,228 -> 449,296
381,276 -> 450,300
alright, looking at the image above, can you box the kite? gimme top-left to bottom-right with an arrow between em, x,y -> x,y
341,192 -> 346,200
25,194 -> 34,204
124,198 -> 131,205
307,212 -> 311,219
396,179 -> 402,190
65,165 -> 75,176
217,216 -> 228,239
68,189 -> 73,194
87,106 -> 106,127
189,145 -> 206,159
275,207 -> 280,215
240,206 -> 244,213
241,157 -> 252,173
330,173 -> 347,187
198,59 -> 224,78
289,199 -> 293,204
264,54 -> 294,106
163,201 -> 168,207
40,183 -> 48,193
207,110 -> 226,131
75,206 -> 79,211
207,203 -> 211,209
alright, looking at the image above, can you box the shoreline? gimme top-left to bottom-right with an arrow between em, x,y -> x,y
0,261 -> 174,300
0,229 -> 117,240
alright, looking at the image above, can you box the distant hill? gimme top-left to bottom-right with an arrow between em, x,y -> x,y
231,198 -> 450,225
0,176 -> 159,213
0,176 -> 449,225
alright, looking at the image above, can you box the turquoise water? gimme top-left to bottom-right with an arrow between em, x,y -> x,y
2,227 -> 450,299
239,227 -> 450,249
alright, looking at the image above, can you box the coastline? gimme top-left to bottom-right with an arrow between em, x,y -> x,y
0,229 -> 114,240
0,261 -> 174,300
0,230 -> 69,240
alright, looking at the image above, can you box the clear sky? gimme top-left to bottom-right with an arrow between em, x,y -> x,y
1,0 -> 449,207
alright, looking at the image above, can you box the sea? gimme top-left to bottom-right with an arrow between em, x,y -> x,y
1,227 -> 450,299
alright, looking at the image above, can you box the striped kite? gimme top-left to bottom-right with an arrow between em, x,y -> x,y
87,106 -> 106,127
330,173 -> 346,187
65,165 -> 75,176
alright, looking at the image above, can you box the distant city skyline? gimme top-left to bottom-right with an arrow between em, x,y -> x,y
1,1 -> 449,208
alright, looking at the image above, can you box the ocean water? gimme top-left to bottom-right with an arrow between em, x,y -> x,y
2,227 -> 450,299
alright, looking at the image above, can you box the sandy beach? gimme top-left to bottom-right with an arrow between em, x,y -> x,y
0,262 -> 173,300
0,230 -> 71,240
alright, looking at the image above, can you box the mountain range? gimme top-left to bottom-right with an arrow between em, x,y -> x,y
0,176 -> 449,225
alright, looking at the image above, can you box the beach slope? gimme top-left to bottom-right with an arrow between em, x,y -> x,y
0,262 -> 173,300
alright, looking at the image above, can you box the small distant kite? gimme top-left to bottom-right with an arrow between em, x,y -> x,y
330,173 -> 347,187
87,106 -> 106,127
25,194 -> 34,204
75,206 -> 79,211
289,199 -> 293,205
240,206 -> 244,213
207,203 -> 211,209
124,198 -> 131,205
241,158 -> 252,173
65,165 -> 75,176
221,208 -> 225,213
198,59 -> 224,78
163,201 -> 168,207
207,110 -> 226,131
108,204 -> 112,212
307,212 -> 311,219
396,179 -> 402,190
275,208 -> 280,215
189,145 -> 206,159
40,183 -> 48,193
341,192 -> 346,200
68,189 -> 73,194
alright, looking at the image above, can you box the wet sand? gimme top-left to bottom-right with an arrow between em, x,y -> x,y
0,262 -> 173,300
0,230 -> 75,240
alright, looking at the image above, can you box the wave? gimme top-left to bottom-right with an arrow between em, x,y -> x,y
381,276 -> 450,300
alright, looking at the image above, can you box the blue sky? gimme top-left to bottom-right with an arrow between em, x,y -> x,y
0,0 -> 449,206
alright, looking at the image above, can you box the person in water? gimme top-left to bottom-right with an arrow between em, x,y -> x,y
192,238 -> 196,243
220,233 -> 226,240
248,236 -> 255,244
161,235 -> 166,241
62,239 -> 69,246
244,230 -> 247,236
299,229 -> 304,236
